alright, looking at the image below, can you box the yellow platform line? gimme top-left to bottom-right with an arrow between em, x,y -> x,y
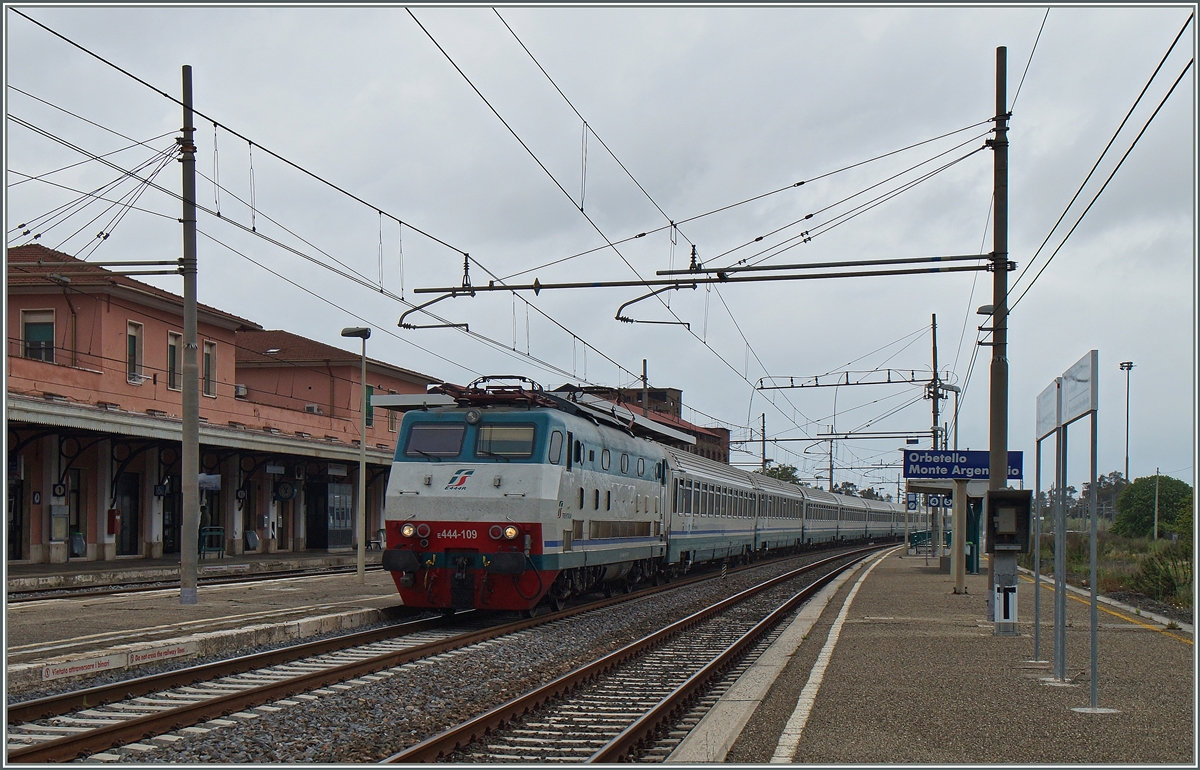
1019,573 -> 1192,645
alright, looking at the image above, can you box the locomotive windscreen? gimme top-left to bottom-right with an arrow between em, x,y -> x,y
476,424 -> 536,458
405,423 -> 466,457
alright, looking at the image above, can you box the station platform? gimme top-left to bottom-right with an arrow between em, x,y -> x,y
5,550 -> 400,697
669,547 -> 1195,764
5,548 -> 384,593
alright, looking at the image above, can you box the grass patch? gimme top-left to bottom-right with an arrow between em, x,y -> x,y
1022,532 -> 1193,609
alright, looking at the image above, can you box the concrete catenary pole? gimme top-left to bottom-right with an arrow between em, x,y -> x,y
357,336 -> 367,582
930,314 -> 941,558
179,65 -> 200,605
989,46 -> 1015,635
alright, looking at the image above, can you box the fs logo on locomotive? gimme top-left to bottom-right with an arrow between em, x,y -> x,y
445,469 -> 474,490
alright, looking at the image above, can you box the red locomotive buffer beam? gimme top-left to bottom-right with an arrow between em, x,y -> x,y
383,520 -> 551,611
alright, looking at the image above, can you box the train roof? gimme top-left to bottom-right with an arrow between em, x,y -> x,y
664,446 -> 757,486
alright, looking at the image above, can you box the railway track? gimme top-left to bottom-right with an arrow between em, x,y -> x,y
5,544 -> 882,763
384,547 -> 882,763
6,564 -> 386,603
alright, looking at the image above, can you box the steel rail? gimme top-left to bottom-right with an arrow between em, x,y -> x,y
590,549 -> 884,762
380,545 -> 881,763
6,564 -> 386,602
5,611 -> 451,726
5,546 -> 832,763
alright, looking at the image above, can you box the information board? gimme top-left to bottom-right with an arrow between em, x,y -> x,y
901,450 -> 1023,480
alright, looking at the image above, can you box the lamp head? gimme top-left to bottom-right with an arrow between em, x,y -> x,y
1119,361 -> 1134,371
341,327 -> 372,340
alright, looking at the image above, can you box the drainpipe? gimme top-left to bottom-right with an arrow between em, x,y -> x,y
62,287 -> 78,367
326,360 -> 335,418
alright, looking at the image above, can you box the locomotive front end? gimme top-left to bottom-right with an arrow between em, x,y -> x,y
381,402 -> 562,612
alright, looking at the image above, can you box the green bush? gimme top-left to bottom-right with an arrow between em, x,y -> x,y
1128,541 -> 1194,608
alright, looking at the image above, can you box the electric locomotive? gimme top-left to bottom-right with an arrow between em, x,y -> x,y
380,377 -> 904,613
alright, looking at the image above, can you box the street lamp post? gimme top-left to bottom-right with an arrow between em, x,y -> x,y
341,327 -> 371,584
1120,361 -> 1134,483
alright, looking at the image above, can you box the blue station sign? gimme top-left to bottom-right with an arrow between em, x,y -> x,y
902,450 -> 1023,480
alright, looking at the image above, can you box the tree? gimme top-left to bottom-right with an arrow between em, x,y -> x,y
1167,489 -> 1193,543
1080,471 -> 1128,520
756,463 -> 800,484
861,487 -> 885,501
831,481 -> 859,497
1112,474 -> 1193,538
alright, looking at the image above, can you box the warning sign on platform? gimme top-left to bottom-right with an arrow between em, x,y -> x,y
42,653 -> 126,681
128,642 -> 196,666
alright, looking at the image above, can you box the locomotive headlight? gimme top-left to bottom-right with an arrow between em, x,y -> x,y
416,523 -> 430,538
401,523 -> 417,538
503,525 -> 520,540
489,525 -> 504,540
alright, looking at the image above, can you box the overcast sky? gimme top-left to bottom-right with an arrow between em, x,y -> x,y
5,4 -> 1195,498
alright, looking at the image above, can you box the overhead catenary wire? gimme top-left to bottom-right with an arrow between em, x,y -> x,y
8,7 -> 470,261
1010,8 -> 1050,112
473,10 -> 966,442
408,8 -> 819,437
1010,55 -> 1193,313
1009,12 -> 1194,300
499,118 -> 996,283
13,90 -> 639,391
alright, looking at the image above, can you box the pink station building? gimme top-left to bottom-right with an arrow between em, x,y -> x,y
6,244 -> 439,565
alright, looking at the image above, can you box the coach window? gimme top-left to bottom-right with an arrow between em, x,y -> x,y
620,453 -> 629,473
548,431 -> 564,464
606,490 -> 611,511
579,487 -> 585,509
594,489 -> 600,510
601,449 -> 610,470
637,458 -> 645,477
574,441 -> 583,464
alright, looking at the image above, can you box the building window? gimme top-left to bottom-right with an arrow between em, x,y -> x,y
167,332 -> 182,390
203,341 -> 216,396
365,385 -> 374,428
388,390 -> 398,432
127,322 -> 144,382
22,310 -> 55,362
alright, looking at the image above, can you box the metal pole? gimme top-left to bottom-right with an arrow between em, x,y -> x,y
179,65 -> 200,606
1088,410 -> 1099,707
761,414 -> 766,471
641,359 -> 649,418
357,337 -> 367,584
1033,438 -> 1043,660
989,45 -> 1014,635
1054,426 -> 1069,680
1120,362 -> 1133,482
1154,468 -> 1160,540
